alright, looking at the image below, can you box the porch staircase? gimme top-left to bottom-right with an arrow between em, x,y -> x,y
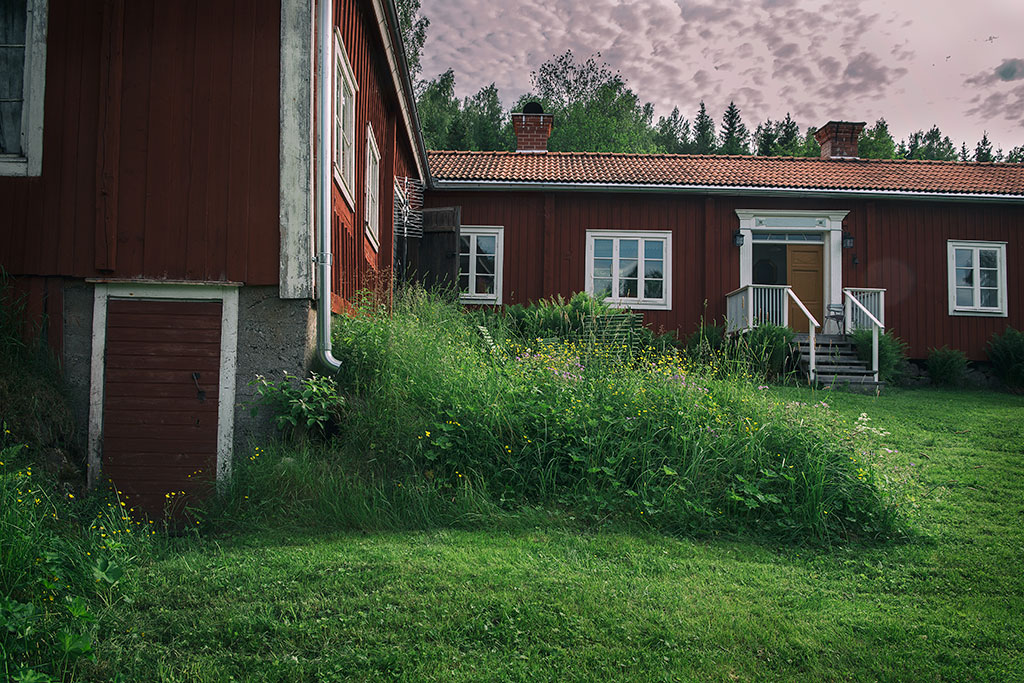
792,333 -> 884,392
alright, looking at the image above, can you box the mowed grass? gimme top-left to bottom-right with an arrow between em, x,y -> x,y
86,389 -> 1024,682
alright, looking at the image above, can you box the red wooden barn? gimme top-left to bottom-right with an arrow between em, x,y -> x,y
426,114 -> 1024,384
0,0 -> 428,516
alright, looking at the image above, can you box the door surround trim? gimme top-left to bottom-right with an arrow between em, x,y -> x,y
87,282 -> 240,490
735,209 -> 848,310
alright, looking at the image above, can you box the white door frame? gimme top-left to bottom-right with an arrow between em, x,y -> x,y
86,281 -> 240,489
735,209 -> 849,308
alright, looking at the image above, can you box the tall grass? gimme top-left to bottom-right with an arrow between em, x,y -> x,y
237,286 -> 897,543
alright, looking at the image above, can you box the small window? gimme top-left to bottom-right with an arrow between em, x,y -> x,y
0,0 -> 47,177
947,240 -> 1007,316
459,226 -> 503,304
364,123 -> 381,249
332,30 -> 358,204
585,231 -> 672,310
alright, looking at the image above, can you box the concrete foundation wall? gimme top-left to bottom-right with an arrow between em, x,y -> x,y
61,281 -> 317,475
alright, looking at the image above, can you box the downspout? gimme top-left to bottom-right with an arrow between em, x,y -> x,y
315,0 -> 341,372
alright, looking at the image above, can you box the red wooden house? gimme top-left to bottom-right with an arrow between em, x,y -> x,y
426,113 -> 1024,384
0,0 -> 427,515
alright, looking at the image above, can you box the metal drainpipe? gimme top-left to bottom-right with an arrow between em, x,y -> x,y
315,0 -> 341,373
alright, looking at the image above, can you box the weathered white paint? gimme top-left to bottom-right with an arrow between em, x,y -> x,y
734,209 -> 849,308
86,281 -> 241,490
278,0 -> 315,299
0,0 -> 47,177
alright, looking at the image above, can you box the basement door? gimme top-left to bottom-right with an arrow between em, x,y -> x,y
100,299 -> 222,519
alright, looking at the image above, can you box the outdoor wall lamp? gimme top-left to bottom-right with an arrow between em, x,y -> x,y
842,231 -> 854,249
733,230 -> 744,247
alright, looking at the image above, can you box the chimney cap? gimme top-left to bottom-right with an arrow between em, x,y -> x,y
523,101 -> 544,114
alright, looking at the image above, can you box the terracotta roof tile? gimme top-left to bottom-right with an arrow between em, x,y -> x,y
427,151 -> 1024,197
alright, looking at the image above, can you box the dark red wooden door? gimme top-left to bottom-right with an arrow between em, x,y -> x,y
101,299 -> 222,519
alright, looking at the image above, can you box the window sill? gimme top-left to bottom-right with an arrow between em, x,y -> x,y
0,156 -> 29,176
603,299 -> 670,311
364,225 -> 380,253
333,165 -> 355,212
949,307 -> 1007,318
460,295 -> 501,306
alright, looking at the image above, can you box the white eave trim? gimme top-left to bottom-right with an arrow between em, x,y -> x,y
369,0 -> 427,183
430,179 -> 1024,204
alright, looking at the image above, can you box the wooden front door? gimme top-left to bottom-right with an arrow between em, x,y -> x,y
787,245 -> 823,333
101,299 -> 222,519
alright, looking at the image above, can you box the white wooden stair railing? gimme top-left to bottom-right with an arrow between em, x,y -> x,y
725,284 -> 820,382
843,289 -> 885,382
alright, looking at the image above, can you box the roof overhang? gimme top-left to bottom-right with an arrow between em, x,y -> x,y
429,179 -> 1024,204
370,0 -> 431,187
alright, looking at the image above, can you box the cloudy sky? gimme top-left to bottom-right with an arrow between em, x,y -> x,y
419,0 -> 1024,150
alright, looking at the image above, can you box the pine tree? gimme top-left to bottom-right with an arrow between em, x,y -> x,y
754,119 -> 777,156
774,114 -> 802,156
858,119 -> 896,159
692,101 -> 717,154
902,126 -> 957,161
1007,145 -> 1024,163
653,107 -> 692,153
959,142 -> 971,162
800,127 -> 820,157
719,101 -> 749,155
974,132 -> 994,162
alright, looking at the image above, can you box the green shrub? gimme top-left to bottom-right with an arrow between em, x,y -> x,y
501,292 -> 613,341
987,327 -> 1024,391
737,324 -> 796,380
249,373 -> 346,440
851,329 -> 908,384
927,346 -> 968,387
267,286 -> 902,543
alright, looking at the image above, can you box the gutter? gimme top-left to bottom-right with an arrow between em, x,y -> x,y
315,0 -> 340,373
430,179 -> 1024,204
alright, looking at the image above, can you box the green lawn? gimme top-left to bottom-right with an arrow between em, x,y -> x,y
87,389 -> 1024,682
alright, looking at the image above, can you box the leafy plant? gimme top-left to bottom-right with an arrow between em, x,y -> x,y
927,346 -> 968,387
249,373 -> 346,439
851,329 -> 908,384
987,326 -> 1024,391
737,323 -> 795,380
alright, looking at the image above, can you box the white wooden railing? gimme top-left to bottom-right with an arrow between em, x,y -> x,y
843,288 -> 885,332
726,285 -> 820,381
843,289 -> 885,382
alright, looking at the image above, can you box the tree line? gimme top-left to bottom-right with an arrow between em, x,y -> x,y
397,2 -> 1022,161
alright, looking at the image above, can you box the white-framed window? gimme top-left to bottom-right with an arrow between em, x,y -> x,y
332,29 -> 357,205
459,226 -> 503,304
364,123 -> 381,249
947,240 -> 1008,316
0,0 -> 47,177
585,230 -> 672,310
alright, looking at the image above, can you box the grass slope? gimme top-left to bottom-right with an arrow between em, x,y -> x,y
85,389 -> 1024,682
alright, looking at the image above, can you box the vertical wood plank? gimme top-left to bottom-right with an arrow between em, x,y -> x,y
94,0 -> 124,272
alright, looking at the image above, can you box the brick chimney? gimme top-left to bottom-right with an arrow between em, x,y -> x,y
512,102 -> 553,153
814,121 -> 866,159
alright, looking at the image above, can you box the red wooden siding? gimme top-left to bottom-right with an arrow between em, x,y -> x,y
328,0 -> 419,309
0,0 -> 281,285
101,299 -> 221,519
426,189 -> 1023,360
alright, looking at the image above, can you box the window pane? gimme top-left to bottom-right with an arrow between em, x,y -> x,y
980,289 -> 998,308
459,236 -> 471,254
956,287 -> 974,307
955,249 -> 973,268
459,255 -> 469,274
644,240 -> 663,259
619,259 -> 638,279
593,258 -> 612,278
477,235 -> 495,255
476,255 -> 495,275
644,260 -> 663,279
476,275 -> 494,295
593,278 -> 612,298
594,239 -> 612,258
980,269 -> 998,288
979,250 -> 998,269
620,239 -> 638,259
956,268 -> 973,287
644,280 -> 663,299
459,274 -> 469,292
619,279 -> 638,298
